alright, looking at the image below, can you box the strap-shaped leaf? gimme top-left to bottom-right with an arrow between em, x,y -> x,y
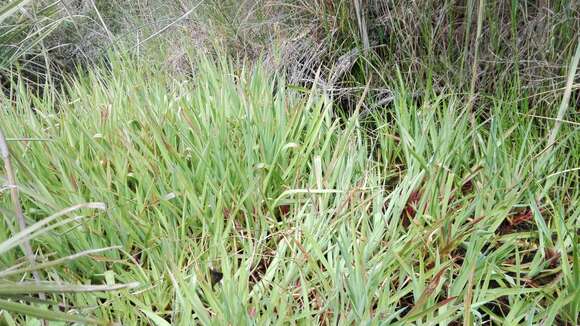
0,282 -> 140,296
0,299 -> 100,324
0,0 -> 31,24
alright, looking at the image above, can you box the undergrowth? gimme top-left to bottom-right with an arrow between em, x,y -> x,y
1,52 -> 578,324
1,0 -> 579,324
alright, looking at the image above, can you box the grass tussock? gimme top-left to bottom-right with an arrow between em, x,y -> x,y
3,1 -> 579,104
1,0 -> 579,324
1,52 -> 578,324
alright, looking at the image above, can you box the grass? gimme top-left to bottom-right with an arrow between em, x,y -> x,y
0,0 -> 579,324
0,50 -> 578,324
4,1 -> 578,104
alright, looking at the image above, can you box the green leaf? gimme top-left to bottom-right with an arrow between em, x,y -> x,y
141,309 -> 172,326
0,0 -> 31,24
0,282 -> 140,296
0,202 -> 106,255
0,299 -> 100,324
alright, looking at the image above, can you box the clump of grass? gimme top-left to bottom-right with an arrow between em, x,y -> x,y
0,0 -> 64,91
4,1 -> 578,115
1,51 -> 578,324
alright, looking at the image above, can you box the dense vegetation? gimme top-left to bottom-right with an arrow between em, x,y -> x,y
1,0 -> 578,324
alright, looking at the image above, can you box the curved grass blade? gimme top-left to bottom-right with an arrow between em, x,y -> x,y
0,299 -> 100,324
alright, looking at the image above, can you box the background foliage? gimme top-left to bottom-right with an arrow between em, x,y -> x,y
0,0 -> 578,324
